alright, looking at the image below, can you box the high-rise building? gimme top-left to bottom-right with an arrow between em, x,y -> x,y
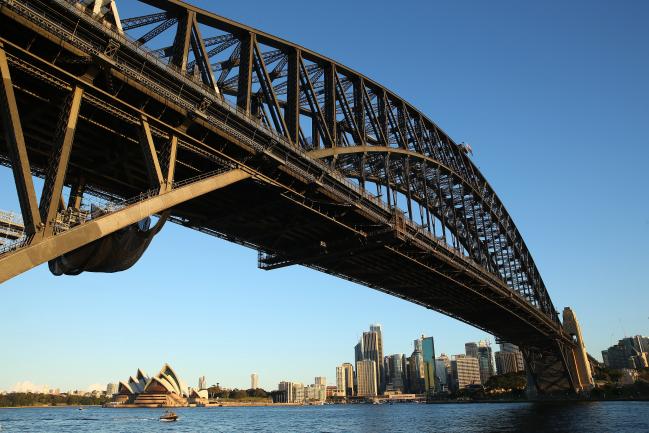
434,359 -> 448,392
336,366 -> 346,395
314,377 -> 326,387
355,341 -> 364,365
495,351 -> 519,375
603,335 -> 649,370
292,382 -> 305,403
356,359 -> 378,397
477,340 -> 495,384
370,324 -> 385,393
355,324 -> 385,394
500,343 -> 525,372
278,381 -> 293,403
437,353 -> 452,392
465,342 -> 479,359
251,373 -> 259,390
422,336 -> 437,395
305,384 -> 326,402
408,337 -> 425,394
385,354 -> 406,392
342,363 -> 354,396
106,383 -> 117,396
450,355 -> 481,391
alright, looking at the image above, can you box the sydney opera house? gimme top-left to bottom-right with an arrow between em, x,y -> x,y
114,364 -> 189,407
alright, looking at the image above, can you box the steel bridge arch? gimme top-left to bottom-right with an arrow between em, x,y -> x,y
0,0 -> 595,394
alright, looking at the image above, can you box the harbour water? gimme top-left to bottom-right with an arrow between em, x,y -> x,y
1,401 -> 648,432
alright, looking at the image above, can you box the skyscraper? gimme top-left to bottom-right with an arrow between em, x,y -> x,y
336,366 -> 346,395
354,324 -> 385,394
251,373 -> 259,390
314,377 -> 326,387
385,354 -> 406,392
198,376 -> 207,390
369,324 -> 385,393
356,359 -> 378,397
434,359 -> 448,392
465,342 -> 479,358
408,337 -> 425,394
422,336 -> 437,395
341,363 -> 355,396
354,340 -> 364,365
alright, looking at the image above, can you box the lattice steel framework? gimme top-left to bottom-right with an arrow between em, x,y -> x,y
0,0 -> 583,394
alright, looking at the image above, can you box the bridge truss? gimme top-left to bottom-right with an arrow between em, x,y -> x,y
0,0 -> 588,393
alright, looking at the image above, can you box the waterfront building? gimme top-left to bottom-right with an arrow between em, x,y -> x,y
495,351 -> 519,375
114,364 -> 188,407
385,354 -> 406,392
305,384 -> 326,402
450,355 -> 481,391
292,382 -> 305,403
499,343 -> 525,372
356,359 -> 378,397
106,383 -> 117,397
188,388 -> 209,405
117,368 -> 149,396
314,377 -> 326,387
477,340 -> 495,384
198,376 -> 207,390
341,363 -> 354,396
326,385 -> 340,398
603,335 -> 649,370
277,381 -> 293,403
422,336 -> 437,395
251,373 -> 259,390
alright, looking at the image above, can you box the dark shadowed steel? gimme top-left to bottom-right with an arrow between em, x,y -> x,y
0,0 -> 588,394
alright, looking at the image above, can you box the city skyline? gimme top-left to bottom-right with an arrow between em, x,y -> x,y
1,0 -> 648,393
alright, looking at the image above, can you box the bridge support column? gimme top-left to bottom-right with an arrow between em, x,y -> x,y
0,43 -> 42,235
562,307 -> 594,392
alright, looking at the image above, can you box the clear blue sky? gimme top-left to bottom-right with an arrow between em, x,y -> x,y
1,0 -> 647,392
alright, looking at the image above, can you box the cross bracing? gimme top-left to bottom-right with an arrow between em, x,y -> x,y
0,0 -> 583,394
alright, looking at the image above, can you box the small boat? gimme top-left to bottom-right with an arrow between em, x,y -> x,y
159,410 -> 179,422
78,407 -> 83,411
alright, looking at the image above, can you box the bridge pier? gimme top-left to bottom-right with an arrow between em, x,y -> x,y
562,307 -> 594,392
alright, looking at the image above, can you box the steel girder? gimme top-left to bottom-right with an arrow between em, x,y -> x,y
0,0 -> 578,393
98,0 -> 557,321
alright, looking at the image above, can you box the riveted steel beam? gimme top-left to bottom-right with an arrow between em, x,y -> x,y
0,44 -> 41,235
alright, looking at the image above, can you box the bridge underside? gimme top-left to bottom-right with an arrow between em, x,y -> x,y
0,0 -> 579,394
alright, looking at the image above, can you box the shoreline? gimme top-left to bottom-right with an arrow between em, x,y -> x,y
2,398 -> 648,409
0,404 -> 103,409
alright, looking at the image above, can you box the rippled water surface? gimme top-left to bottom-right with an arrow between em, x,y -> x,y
1,402 -> 648,432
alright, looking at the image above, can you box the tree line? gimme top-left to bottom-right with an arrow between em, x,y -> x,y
0,392 -> 109,407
